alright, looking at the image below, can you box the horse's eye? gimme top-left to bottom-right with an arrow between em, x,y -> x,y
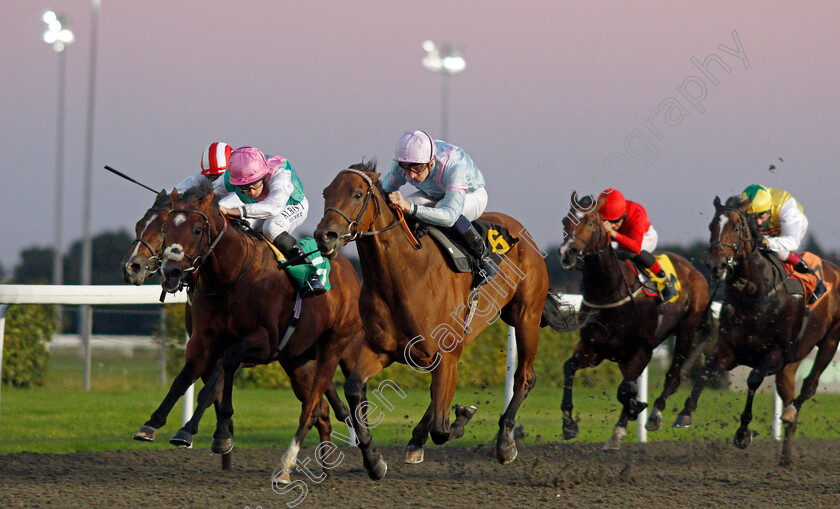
193,226 -> 203,235
354,191 -> 363,199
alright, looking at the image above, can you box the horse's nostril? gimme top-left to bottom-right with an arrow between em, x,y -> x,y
324,231 -> 338,242
128,263 -> 141,274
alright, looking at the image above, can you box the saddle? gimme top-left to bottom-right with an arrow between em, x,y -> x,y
761,249 -> 830,308
413,219 -> 518,286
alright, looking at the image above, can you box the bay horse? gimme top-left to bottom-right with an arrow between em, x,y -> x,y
558,192 -> 712,449
134,180 -> 364,479
674,195 -> 840,465
124,187 -> 352,462
314,162 -> 551,480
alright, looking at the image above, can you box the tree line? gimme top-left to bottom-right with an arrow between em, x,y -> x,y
3,228 -> 838,335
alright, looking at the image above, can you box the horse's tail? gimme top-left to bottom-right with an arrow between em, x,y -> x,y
540,289 -> 588,332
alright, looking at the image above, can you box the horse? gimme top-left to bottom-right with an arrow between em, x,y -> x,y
314,162 -> 554,480
135,180 -> 364,479
673,195 -> 840,465
557,192 -> 712,449
124,187 -> 352,464
122,189 -> 170,285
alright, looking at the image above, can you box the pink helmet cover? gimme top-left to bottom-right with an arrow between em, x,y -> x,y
228,146 -> 286,185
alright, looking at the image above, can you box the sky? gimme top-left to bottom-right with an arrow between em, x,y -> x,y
2,1 -> 839,275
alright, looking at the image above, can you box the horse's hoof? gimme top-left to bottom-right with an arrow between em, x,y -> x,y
733,429 -> 752,449
781,405 -> 797,424
673,414 -> 692,428
645,410 -> 663,432
211,436 -> 234,455
603,426 -> 626,451
367,455 -> 388,481
272,469 -> 292,485
169,429 -> 193,448
496,441 -> 518,464
455,404 -> 478,422
602,440 -> 621,451
562,419 -> 579,440
133,425 -> 157,442
404,445 -> 425,464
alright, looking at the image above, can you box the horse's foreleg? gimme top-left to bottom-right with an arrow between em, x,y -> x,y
134,355 -> 206,441
428,353 -> 459,446
170,359 -> 223,447
212,333 -> 270,456
562,345 -> 600,440
734,355 -> 780,449
344,340 -> 391,481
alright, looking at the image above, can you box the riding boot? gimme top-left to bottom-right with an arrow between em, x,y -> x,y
273,233 -> 326,298
654,269 -> 678,303
794,258 -> 827,304
456,222 -> 498,282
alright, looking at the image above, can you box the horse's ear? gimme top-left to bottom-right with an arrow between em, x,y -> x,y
594,195 -> 606,213
170,188 -> 179,205
713,196 -> 721,209
570,191 -> 578,207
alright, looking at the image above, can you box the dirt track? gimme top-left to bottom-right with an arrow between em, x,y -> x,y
2,439 -> 840,508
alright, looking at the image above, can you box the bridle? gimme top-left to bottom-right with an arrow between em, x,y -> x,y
323,169 -> 407,243
710,206 -> 757,275
163,207 -> 228,277
125,205 -> 168,275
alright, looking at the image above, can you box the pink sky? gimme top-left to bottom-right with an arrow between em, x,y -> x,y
2,1 -> 839,271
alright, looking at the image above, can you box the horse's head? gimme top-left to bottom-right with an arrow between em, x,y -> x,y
315,161 -> 385,259
160,181 -> 217,293
558,191 -> 610,269
122,189 -> 170,285
708,194 -> 757,280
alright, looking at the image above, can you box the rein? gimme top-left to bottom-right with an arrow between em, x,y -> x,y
325,169 -> 421,249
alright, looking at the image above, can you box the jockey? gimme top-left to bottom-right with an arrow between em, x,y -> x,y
741,184 -> 826,301
598,189 -> 677,302
384,130 -> 497,281
175,142 -> 234,194
217,146 -> 326,298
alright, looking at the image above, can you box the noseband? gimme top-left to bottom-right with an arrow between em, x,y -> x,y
323,169 -> 404,242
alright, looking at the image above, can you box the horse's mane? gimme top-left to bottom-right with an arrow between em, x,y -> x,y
722,194 -> 762,237
347,159 -> 386,195
179,179 -> 220,208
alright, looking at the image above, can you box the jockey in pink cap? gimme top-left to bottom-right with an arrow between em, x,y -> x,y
216,146 -> 325,298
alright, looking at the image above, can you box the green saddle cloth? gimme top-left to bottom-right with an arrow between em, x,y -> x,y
284,237 -> 332,292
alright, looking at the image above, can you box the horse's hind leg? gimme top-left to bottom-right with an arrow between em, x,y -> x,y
648,320 -> 699,431
170,359 -> 224,447
674,345 -> 733,428
344,340 -> 392,480
494,315 -> 540,464
776,364 -> 798,466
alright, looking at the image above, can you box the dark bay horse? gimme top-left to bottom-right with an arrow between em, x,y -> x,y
123,189 -> 170,285
314,163 -> 551,480
674,195 -> 840,465
558,192 -> 712,449
135,181 -> 364,479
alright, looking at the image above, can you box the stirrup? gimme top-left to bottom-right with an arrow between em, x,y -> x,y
658,275 -> 678,303
299,276 -> 326,298
808,279 -> 827,305
478,256 -> 497,283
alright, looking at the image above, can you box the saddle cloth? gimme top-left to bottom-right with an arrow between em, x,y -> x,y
786,252 -> 831,308
625,254 -> 682,301
421,219 -> 518,282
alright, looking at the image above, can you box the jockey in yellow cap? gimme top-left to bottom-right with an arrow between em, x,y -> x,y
741,184 -> 826,301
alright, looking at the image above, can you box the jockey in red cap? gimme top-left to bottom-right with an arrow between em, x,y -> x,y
598,189 -> 676,302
